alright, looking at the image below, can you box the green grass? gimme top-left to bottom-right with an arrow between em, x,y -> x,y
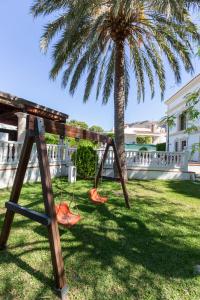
0,178 -> 200,300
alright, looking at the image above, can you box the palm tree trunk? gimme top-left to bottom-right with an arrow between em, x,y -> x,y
167,125 -> 169,152
114,39 -> 127,180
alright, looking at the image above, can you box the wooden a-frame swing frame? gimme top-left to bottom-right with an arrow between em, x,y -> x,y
0,114 -> 130,299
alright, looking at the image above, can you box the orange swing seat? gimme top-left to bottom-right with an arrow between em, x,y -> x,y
88,188 -> 108,205
55,202 -> 81,228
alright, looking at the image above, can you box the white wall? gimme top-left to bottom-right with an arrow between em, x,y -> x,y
103,167 -> 194,181
125,134 -> 136,144
0,162 -> 68,189
166,75 -> 200,161
0,132 -> 8,141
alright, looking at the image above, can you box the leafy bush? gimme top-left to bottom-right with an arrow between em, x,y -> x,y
69,138 -> 97,148
136,136 -> 152,144
72,145 -> 97,179
67,120 -> 88,129
89,125 -> 104,133
45,133 -> 59,144
156,143 -> 166,151
139,147 -> 148,151
107,132 -> 115,139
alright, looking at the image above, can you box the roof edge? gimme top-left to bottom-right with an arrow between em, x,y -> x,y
165,73 -> 200,105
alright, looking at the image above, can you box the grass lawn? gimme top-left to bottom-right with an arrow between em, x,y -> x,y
0,178 -> 200,300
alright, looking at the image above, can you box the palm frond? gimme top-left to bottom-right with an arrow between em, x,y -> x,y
32,0 -> 199,105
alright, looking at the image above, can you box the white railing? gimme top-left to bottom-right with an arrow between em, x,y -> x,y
97,149 -> 189,171
0,141 -> 23,164
0,141 -> 76,165
0,141 -> 188,171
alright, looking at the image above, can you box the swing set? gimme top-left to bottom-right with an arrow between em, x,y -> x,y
55,146 -> 107,227
0,114 -> 130,299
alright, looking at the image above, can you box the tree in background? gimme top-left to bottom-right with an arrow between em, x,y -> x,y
185,89 -> 200,157
89,125 -> 104,133
66,120 -> 104,146
67,120 -> 89,129
45,133 -> 60,144
160,115 -> 176,152
136,136 -> 152,144
156,143 -> 166,151
32,0 -> 200,179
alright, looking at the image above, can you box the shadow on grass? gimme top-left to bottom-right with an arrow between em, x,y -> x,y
167,180 -> 200,199
8,204 -> 199,283
0,178 -> 200,299
0,250 -> 58,298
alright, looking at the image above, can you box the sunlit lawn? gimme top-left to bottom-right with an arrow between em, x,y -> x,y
0,178 -> 200,299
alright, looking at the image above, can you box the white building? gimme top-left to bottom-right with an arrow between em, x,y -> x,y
0,123 -> 17,141
165,74 -> 200,161
124,121 -> 166,145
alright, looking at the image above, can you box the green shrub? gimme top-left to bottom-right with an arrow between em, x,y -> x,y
45,133 -> 59,144
72,145 -> 97,179
136,136 -> 152,144
139,147 -> 148,151
156,143 -> 166,151
68,137 -> 97,148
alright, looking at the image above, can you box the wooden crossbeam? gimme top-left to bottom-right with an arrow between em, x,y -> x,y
27,115 -> 110,144
5,202 -> 51,226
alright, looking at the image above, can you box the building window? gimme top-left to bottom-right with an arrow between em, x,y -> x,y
179,112 -> 187,131
175,141 -> 179,152
181,140 -> 187,151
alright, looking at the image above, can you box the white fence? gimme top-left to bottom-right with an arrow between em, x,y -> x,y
0,141 -> 193,188
97,149 -> 193,180
97,149 -> 189,171
0,141 -> 76,165
0,141 -> 76,188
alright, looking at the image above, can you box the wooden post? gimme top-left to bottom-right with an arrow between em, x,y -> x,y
0,117 -> 67,299
35,118 -> 67,298
95,143 -> 111,188
94,139 -> 130,209
111,139 -> 130,209
0,133 -> 34,249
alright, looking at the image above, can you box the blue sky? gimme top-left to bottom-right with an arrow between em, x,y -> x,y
0,1 -> 199,130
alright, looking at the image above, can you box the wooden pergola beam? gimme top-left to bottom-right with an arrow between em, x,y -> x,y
28,115 -> 111,144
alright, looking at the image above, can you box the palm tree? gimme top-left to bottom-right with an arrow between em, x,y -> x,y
160,115 -> 176,152
31,0 -> 200,179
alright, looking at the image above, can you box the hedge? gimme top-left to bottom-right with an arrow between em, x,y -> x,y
156,143 -> 166,151
72,145 -> 97,179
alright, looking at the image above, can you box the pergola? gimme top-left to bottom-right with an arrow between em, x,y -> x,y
0,91 -> 68,125
0,91 -> 68,141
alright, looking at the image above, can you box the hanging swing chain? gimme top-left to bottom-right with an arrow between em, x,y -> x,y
58,140 -> 79,214
95,148 -> 98,187
101,147 -> 104,185
58,141 -> 66,208
68,146 -> 80,214
95,147 -> 104,188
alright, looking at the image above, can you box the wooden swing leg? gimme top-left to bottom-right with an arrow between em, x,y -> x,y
94,139 -> 130,209
0,134 -> 34,249
95,142 -> 111,189
35,134 -> 67,298
111,140 -> 130,209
